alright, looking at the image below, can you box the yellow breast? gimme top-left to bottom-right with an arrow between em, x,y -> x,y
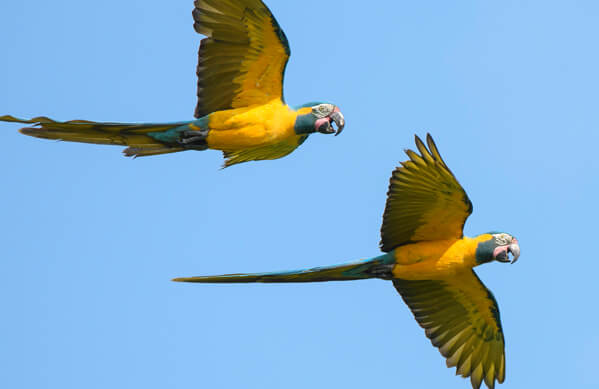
391,235 -> 491,280
206,100 -> 299,151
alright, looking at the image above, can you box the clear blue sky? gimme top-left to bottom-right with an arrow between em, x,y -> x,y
1,1 -> 598,388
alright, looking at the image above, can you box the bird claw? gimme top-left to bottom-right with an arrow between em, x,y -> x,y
178,130 -> 209,150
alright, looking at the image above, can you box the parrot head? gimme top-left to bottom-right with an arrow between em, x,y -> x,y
475,232 -> 521,265
294,102 -> 345,136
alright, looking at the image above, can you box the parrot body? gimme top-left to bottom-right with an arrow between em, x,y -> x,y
1,0 -> 345,167
175,135 -> 521,389
391,235 -> 491,279
172,236 -> 495,283
203,101 -> 300,150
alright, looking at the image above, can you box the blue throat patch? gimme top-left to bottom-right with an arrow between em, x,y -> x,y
475,237 -> 496,265
293,113 -> 316,135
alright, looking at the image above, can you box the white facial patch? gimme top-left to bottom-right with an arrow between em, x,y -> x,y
312,103 -> 335,118
493,233 -> 512,246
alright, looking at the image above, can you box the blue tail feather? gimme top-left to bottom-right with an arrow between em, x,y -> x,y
172,254 -> 395,283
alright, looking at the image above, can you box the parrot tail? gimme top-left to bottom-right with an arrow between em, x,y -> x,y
0,114 -> 204,157
172,254 -> 395,283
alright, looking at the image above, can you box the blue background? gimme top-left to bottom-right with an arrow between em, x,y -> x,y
1,1 -> 597,388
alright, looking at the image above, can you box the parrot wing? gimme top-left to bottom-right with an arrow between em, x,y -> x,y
221,135 -> 308,168
192,0 -> 291,118
393,271 -> 505,389
380,134 -> 473,252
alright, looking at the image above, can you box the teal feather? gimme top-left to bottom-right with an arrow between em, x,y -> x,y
293,113 -> 316,135
147,116 -> 210,143
173,253 -> 395,283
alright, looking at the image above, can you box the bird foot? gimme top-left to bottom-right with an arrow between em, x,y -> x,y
178,130 -> 209,150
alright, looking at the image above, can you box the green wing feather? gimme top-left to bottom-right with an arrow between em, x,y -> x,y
380,134 -> 473,252
192,0 -> 291,118
394,271 -> 505,389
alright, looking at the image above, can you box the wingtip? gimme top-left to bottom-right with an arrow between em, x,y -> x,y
426,132 -> 434,143
414,133 -> 427,149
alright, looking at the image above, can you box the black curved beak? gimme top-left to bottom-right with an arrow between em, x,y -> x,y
495,251 -> 511,263
330,111 -> 345,136
495,242 -> 521,264
317,120 -> 334,134
509,241 -> 520,264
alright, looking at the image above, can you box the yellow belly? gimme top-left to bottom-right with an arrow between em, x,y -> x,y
206,100 -> 298,151
391,236 -> 488,280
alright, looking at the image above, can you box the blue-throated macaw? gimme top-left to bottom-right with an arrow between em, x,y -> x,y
1,0 -> 345,167
174,134 -> 521,389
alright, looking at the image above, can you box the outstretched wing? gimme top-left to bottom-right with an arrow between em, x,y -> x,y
193,0 -> 291,118
380,134 -> 473,252
394,271 -> 505,389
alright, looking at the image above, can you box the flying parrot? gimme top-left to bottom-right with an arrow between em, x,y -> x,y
0,0 -> 345,167
174,134 -> 521,389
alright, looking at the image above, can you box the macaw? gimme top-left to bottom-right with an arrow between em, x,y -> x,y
174,134 -> 521,389
0,0 -> 345,167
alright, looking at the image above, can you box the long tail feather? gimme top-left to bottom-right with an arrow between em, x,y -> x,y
1,114 -> 191,157
173,254 -> 394,283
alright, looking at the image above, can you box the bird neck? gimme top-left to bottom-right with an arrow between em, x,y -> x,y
464,234 -> 495,268
293,113 -> 316,135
